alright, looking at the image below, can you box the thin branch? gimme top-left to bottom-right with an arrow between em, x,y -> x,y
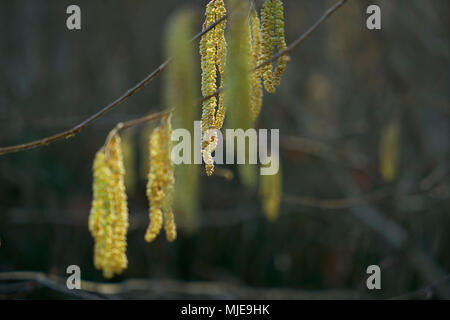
117,109 -> 173,132
0,60 -> 170,156
0,272 -> 104,299
283,187 -> 393,210
0,15 -> 227,157
0,271 -> 366,299
281,135 -> 368,170
0,0 -> 348,156
330,168 -> 450,299
4,187 -> 394,231
202,0 -> 349,102
255,0 -> 348,70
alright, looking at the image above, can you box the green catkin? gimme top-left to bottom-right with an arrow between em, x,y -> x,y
250,8 -> 264,120
260,0 -> 275,94
259,160 -> 282,222
140,125 -> 153,180
164,10 -> 200,233
225,0 -> 252,132
226,0 -> 256,188
379,120 -> 400,182
273,0 -> 289,87
121,131 -> 136,196
237,12 -> 259,188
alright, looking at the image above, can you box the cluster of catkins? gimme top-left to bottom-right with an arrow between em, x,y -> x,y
88,0 -> 288,279
200,0 -> 288,176
89,118 -> 176,278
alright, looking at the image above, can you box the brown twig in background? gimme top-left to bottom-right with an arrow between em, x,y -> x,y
0,0 -> 348,156
283,187 -> 392,210
0,60 -> 170,156
0,271 -> 366,299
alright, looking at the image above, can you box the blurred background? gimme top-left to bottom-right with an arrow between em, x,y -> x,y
0,0 -> 449,299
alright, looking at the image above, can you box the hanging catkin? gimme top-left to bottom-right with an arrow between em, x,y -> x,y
121,131 -> 136,196
260,0 -> 275,94
214,0 -> 227,130
225,0 -> 252,132
260,0 -> 289,92
200,0 -> 227,176
250,8 -> 264,120
259,160 -> 282,222
164,10 -> 201,233
90,150 -> 114,277
106,134 -> 129,273
145,116 -> 176,242
200,1 -> 217,134
379,120 -> 400,182
89,131 -> 129,279
273,0 -> 289,87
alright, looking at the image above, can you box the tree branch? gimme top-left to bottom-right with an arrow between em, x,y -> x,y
0,0 -> 348,156
202,0 -> 349,102
0,271 -> 366,299
0,15 -> 227,156
255,0 -> 348,70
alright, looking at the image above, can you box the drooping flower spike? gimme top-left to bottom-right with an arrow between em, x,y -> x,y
89,131 -> 129,279
145,116 -> 177,242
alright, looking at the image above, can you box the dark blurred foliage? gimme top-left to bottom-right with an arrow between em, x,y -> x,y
0,0 -> 449,299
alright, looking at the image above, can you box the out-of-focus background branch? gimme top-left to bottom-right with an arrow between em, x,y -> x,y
0,0 -> 449,299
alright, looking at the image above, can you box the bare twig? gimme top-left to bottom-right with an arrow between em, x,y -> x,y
283,187 -> 392,210
202,0 -> 349,102
330,168 -> 450,299
0,15 -> 227,157
0,0 -> 348,156
0,272 -> 104,299
0,60 -> 170,156
0,271 -> 366,299
281,135 -> 368,170
4,187 -> 394,231
255,0 -> 348,70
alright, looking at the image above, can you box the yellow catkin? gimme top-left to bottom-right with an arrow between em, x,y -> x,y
260,0 -> 275,94
89,133 -> 129,279
145,117 -> 176,242
164,205 -> 177,242
215,0 -> 227,130
106,134 -> 129,274
200,0 -> 228,176
90,150 -> 114,277
200,1 -> 217,134
259,161 -> 282,222
379,120 -> 400,182
250,8 -> 264,120
273,0 -> 289,87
